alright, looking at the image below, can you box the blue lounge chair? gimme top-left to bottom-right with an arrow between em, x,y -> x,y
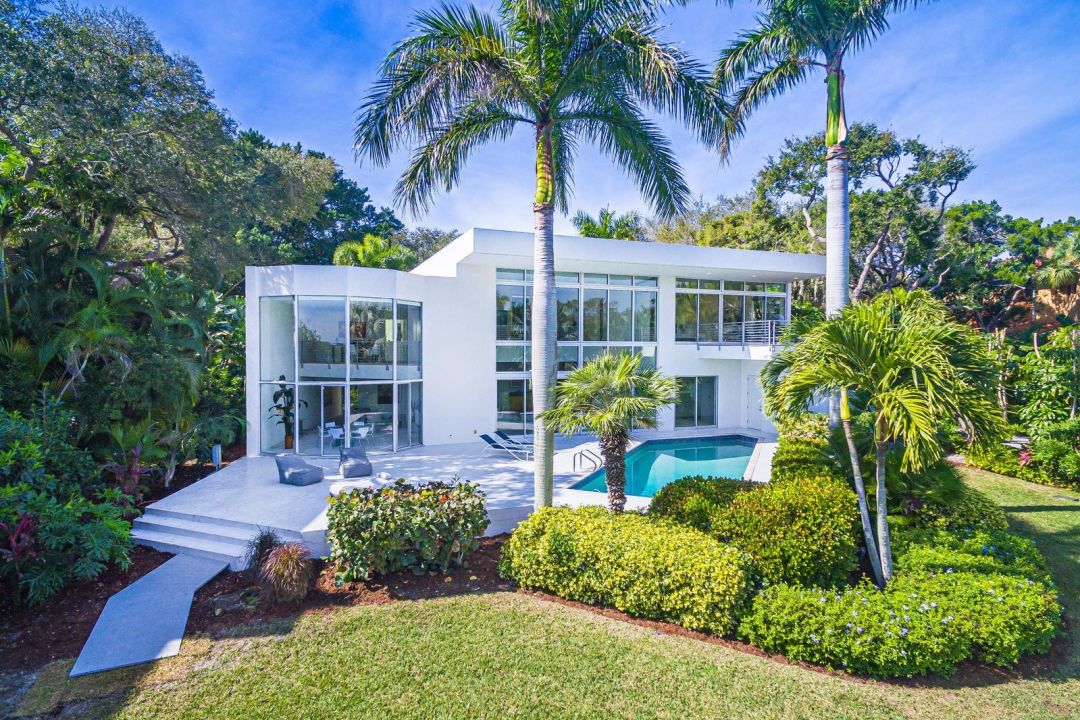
479,434 -> 532,460
495,430 -> 534,449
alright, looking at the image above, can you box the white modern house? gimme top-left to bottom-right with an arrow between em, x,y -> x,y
132,228 -> 824,569
245,228 -> 825,458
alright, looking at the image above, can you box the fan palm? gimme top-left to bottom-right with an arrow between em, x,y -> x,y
762,289 -> 1005,586
355,0 -> 720,509
1035,232 -> 1080,291
539,351 -> 678,512
715,0 -> 927,318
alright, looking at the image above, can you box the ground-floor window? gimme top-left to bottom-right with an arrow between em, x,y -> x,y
675,376 -> 717,428
260,380 -> 421,455
496,378 -> 533,436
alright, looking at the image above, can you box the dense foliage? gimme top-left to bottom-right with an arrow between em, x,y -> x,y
500,506 -> 756,636
647,475 -> 753,531
327,480 -> 489,583
739,527 -> 1061,677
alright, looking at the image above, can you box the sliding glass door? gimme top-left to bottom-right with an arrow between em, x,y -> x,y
675,376 -> 718,428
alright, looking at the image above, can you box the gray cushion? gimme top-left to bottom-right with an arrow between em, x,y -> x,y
339,446 -> 373,479
275,454 -> 324,486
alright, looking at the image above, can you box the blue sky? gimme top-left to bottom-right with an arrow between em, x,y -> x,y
103,0 -> 1080,235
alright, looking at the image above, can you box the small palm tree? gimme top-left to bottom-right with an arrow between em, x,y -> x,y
715,0 -> 927,318
354,0 -> 720,510
572,207 -> 645,241
332,233 -> 416,270
762,289 -> 1005,586
539,352 -> 678,512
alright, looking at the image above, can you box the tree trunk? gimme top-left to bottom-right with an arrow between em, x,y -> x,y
840,388 -> 884,588
531,123 -> 557,509
874,434 -> 893,583
825,65 -> 850,425
599,431 -> 629,513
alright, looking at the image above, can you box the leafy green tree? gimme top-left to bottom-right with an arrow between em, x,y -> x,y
716,0 -> 928,320
355,0 -> 719,507
392,226 -> 459,263
762,289 -> 1005,586
1035,223 -> 1080,292
572,207 -> 646,241
539,352 -> 678,512
332,233 -> 416,270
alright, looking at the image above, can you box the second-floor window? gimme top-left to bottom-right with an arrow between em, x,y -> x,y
675,279 -> 787,344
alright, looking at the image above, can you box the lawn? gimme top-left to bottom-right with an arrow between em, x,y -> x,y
13,469 -> 1080,720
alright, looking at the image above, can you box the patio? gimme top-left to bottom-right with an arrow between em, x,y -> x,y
134,427 -> 776,567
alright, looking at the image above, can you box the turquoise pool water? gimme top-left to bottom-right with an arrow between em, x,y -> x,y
570,435 -> 757,498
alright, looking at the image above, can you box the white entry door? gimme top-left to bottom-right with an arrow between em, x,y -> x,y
745,374 -> 768,432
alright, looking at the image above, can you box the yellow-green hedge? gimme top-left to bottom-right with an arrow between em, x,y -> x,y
499,506 -> 756,636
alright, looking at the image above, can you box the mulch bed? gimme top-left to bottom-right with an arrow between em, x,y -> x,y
139,443 -> 246,508
0,546 -> 173,672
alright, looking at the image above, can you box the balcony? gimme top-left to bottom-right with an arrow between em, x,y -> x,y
691,320 -> 788,348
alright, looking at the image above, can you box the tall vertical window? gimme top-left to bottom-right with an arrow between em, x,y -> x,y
675,376 -> 718,428
350,299 -> 392,380
298,296 -> 347,381
396,301 -> 422,380
556,286 -> 579,341
260,296 -> 295,382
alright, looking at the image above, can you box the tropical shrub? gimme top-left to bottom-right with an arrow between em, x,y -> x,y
739,528 -> 1061,677
0,484 -> 131,606
499,506 -> 757,636
647,475 -> 753,532
965,442 -> 1024,478
712,475 -> 860,587
326,479 -> 489,583
1025,418 -> 1080,487
908,486 -> 1009,532
0,406 -> 97,495
769,436 -> 842,484
259,542 -> 314,604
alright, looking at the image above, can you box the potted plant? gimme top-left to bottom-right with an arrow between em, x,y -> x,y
269,375 -> 305,449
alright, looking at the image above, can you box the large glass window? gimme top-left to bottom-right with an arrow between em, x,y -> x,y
496,284 -> 527,340
496,379 -> 532,436
260,296 -> 295,382
675,293 -> 697,342
396,301 -> 422,380
557,344 -> 579,372
608,289 -> 633,342
675,280 -> 788,344
350,299 -> 392,380
350,383 -> 394,452
699,294 -> 720,343
298,296 -> 347,381
397,382 -> 422,448
556,286 -> 579,341
675,376 -> 717,428
723,295 -> 744,342
633,291 -> 656,342
582,288 -> 607,341
260,381 -> 294,453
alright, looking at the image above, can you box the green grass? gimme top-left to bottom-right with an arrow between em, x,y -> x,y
79,471 -> 1080,718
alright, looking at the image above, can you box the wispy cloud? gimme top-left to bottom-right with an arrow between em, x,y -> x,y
105,0 -> 1080,231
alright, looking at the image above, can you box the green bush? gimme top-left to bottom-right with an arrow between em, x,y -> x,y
739,528 -> 1061,677
909,486 -> 1009,532
769,437 -> 842,484
647,475 -> 752,532
965,443 -> 1024,477
713,475 -> 859,587
0,405 -> 97,495
1026,420 -> 1080,487
327,479 -> 489,583
499,506 -> 756,636
0,483 -> 132,606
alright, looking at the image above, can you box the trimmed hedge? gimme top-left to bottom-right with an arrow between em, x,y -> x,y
499,506 -> 756,636
649,474 -> 860,588
909,486 -> 1009,532
327,479 -> 489,583
738,528 -> 1061,677
712,474 -> 860,588
647,475 -> 753,532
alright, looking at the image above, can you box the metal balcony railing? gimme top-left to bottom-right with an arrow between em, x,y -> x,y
694,320 -> 788,348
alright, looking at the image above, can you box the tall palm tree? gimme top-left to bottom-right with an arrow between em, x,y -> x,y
539,351 -> 678,512
714,0 -> 927,318
354,0 -> 720,509
762,289 -> 1004,586
571,206 -> 645,241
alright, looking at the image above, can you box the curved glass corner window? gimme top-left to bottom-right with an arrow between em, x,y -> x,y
350,299 -> 393,380
396,301 -> 422,380
259,296 -> 295,382
298,296 -> 347,381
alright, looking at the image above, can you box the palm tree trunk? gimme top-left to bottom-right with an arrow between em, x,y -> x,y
874,433 -> 893,583
531,123 -> 557,509
825,66 -> 850,425
599,431 -> 629,513
840,388 -> 884,587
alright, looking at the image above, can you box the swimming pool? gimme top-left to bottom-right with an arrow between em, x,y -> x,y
570,435 -> 757,498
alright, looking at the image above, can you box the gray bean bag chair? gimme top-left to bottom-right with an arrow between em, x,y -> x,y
339,445 -> 373,479
275,453 -> 324,486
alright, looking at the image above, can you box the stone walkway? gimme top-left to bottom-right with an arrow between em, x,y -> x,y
70,555 -> 227,677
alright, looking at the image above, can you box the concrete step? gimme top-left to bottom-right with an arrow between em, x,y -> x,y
133,515 -> 260,544
132,527 -> 248,571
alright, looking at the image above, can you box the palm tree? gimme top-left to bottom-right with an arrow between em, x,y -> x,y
714,0 -> 927,319
354,0 -> 720,509
761,289 -> 1005,586
571,207 -> 645,241
1035,231 -> 1080,292
539,351 -> 678,512
332,233 -> 416,270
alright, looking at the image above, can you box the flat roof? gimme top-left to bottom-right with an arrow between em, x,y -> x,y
412,228 -> 824,282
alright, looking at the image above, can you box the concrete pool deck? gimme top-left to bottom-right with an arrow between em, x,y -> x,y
134,427 -> 776,567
